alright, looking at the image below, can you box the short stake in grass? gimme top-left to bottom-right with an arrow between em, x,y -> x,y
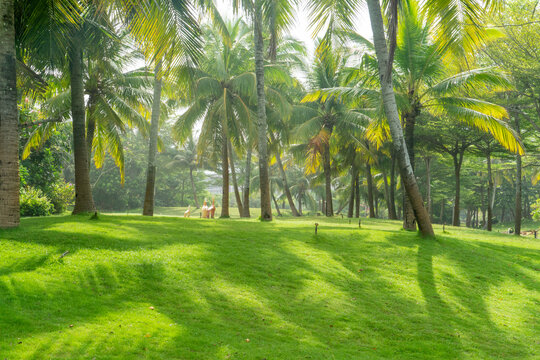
315,223 -> 319,234
358,218 -> 361,229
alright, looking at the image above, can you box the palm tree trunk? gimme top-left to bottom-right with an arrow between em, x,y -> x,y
189,167 -> 199,208
402,113 -> 416,230
383,171 -> 391,219
323,142 -> 333,216
228,140 -> 243,216
254,0 -> 272,221
452,151 -> 464,226
355,172 -> 360,218
241,144 -> 252,217
348,165 -> 356,218
70,34 -> 95,214
275,150 -> 300,216
143,61 -> 162,216
366,0 -> 434,237
486,152 -> 493,231
220,135 -> 230,218
0,0 -> 20,227
366,163 -> 375,218
388,151 -> 397,219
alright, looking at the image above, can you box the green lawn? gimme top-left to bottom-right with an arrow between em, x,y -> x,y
0,215 -> 538,359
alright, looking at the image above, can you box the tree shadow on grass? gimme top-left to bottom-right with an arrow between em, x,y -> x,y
1,216 -> 538,359
387,233 -> 538,359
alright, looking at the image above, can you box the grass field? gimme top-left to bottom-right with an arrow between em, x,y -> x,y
0,214 -> 538,359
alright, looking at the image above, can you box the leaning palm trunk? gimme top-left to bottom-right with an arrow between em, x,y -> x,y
275,151 -> 300,216
254,0 -> 272,221
70,34 -> 95,214
143,62 -> 162,216
0,0 -> 20,227
241,145 -> 252,217
228,141 -> 243,216
366,0 -> 434,237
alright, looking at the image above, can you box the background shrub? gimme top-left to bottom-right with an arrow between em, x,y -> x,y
20,187 -> 54,217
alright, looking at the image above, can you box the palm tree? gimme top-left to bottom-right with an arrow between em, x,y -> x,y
296,44 -> 368,217
173,20 -> 255,218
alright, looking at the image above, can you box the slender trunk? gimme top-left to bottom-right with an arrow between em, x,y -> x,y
366,0 -> 433,236
486,152 -> 493,231
348,165 -> 356,218
480,184 -> 485,228
228,140 -> 243,216
465,207 -> 472,228
142,62 -> 162,216
440,198 -> 444,224
452,151 -> 464,227
336,200 -> 348,214
242,144 -> 252,217
425,157 -> 432,220
254,0 -> 272,221
0,0 -> 20,227
220,134 -> 230,218
388,151 -> 397,219
189,167 -> 199,208
366,163 -> 376,218
70,34 -> 95,214
515,152 -> 522,236
402,113 -> 416,230
275,149 -> 300,216
515,116 -> 522,235
383,171 -> 390,219
323,141 -> 333,216
355,172 -> 360,218
271,182 -> 281,216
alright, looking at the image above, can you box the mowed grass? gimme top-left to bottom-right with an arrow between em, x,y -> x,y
0,215 -> 538,359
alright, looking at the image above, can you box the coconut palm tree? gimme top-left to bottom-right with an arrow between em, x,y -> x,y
307,0 -> 506,235
173,20 -> 255,218
295,44 -> 368,217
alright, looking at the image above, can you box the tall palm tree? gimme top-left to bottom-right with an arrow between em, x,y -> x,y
307,0 -> 505,235
173,20 -> 255,218
296,44 -> 368,217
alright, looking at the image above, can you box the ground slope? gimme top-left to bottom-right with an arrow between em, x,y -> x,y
0,215 -> 538,359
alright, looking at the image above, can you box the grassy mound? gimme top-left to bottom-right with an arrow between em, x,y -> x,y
0,215 -> 538,359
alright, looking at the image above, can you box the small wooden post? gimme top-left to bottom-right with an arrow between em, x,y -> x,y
534,230 -> 537,239
358,218 -> 361,229
443,222 -> 445,232
315,223 -> 319,234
